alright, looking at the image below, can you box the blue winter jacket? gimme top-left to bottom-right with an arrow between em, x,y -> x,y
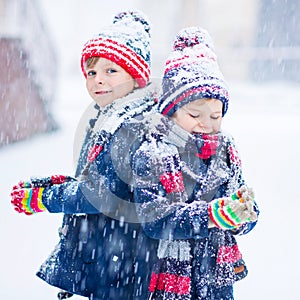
122,113 -> 259,299
36,86 -> 159,300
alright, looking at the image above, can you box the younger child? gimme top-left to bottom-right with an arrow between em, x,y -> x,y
130,27 -> 259,299
11,11 -> 158,300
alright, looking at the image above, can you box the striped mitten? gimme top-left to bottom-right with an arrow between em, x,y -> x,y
11,175 -> 75,215
208,186 -> 256,230
11,186 -> 46,215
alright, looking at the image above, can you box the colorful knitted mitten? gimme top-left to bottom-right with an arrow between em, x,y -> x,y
11,186 -> 46,215
11,175 -> 75,215
208,186 -> 256,230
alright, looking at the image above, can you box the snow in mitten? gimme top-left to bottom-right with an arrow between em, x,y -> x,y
208,186 -> 257,230
11,175 -> 75,215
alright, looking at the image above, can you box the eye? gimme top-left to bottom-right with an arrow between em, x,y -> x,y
107,68 -> 117,74
189,113 -> 200,118
210,115 -> 221,120
86,70 -> 96,77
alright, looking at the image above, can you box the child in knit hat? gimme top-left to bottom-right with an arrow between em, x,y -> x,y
130,27 -> 259,299
10,11 -> 158,300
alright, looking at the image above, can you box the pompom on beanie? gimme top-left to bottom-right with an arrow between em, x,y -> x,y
81,11 -> 151,88
158,27 -> 229,116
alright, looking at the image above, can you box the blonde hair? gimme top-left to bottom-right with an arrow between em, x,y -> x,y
85,57 -> 100,70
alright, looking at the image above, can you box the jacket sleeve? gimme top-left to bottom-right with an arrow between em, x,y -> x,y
41,143 -> 134,216
41,177 -> 102,214
132,139 -> 209,240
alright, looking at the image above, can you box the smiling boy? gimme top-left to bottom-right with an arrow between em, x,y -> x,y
172,98 -> 223,134
130,27 -> 259,300
11,11 -> 159,300
85,57 -> 139,107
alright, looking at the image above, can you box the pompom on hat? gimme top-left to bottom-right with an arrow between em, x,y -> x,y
81,11 -> 151,88
158,27 -> 229,116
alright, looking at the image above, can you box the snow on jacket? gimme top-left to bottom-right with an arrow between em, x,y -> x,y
125,113 -> 259,299
36,84 -> 159,300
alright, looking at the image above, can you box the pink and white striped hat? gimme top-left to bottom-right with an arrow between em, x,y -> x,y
81,11 -> 151,88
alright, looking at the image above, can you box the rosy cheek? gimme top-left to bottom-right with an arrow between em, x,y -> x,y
213,122 -> 221,132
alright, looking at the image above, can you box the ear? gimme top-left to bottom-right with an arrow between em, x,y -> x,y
134,80 -> 139,88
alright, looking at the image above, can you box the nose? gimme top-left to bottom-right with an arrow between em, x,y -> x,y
95,72 -> 105,85
196,117 -> 211,133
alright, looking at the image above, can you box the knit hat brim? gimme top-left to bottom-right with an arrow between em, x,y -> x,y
159,80 -> 229,116
81,37 -> 150,87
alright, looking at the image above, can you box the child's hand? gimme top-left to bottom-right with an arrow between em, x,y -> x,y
10,175 -> 76,215
230,186 -> 257,222
11,186 -> 47,215
208,186 -> 257,230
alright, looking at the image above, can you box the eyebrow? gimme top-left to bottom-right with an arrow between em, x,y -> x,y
104,61 -> 119,67
184,106 -> 222,114
211,110 -> 222,114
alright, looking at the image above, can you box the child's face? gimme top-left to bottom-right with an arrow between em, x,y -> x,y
85,57 -> 138,107
171,98 -> 223,134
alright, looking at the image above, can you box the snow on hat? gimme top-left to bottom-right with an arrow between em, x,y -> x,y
81,11 -> 151,87
158,27 -> 229,116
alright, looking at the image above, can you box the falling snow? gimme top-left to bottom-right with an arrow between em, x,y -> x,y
1,1 -> 300,299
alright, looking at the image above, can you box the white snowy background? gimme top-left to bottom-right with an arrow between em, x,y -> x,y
1,1 -> 300,299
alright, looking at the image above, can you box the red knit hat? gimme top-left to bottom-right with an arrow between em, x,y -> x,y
81,11 -> 151,88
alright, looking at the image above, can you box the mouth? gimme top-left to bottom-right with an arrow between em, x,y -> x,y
192,131 -> 209,135
95,90 -> 111,95
192,131 -> 218,135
